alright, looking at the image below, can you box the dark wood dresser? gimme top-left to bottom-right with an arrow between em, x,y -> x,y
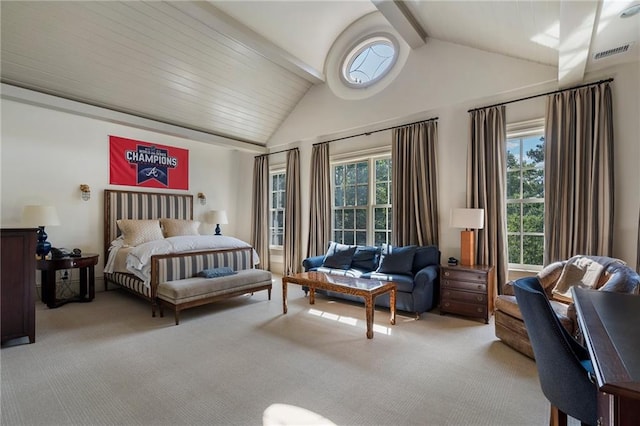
1,228 -> 37,345
440,264 -> 495,324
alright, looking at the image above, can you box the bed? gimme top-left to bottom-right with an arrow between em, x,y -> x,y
103,189 -> 271,322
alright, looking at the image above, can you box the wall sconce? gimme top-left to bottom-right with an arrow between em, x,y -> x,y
197,192 -> 207,205
80,184 -> 91,201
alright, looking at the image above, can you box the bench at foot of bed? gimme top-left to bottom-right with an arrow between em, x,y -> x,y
156,269 -> 273,325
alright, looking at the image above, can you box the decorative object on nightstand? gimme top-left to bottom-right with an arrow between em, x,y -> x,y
440,264 -> 495,324
197,192 -> 207,205
80,184 -> 91,201
450,208 -> 484,266
207,210 -> 228,236
21,205 -> 60,258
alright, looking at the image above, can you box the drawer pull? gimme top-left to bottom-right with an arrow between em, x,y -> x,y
477,284 -> 482,290
444,271 -> 450,277
444,302 -> 450,307
477,307 -> 483,313
477,296 -> 484,301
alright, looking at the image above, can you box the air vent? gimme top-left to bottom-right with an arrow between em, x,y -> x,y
593,43 -> 632,60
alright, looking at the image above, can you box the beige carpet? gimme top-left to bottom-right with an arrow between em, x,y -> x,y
2,276 -> 553,426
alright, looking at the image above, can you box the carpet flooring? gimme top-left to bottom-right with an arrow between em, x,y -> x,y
2,276 -> 554,425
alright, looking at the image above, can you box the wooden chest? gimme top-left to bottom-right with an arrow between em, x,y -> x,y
440,264 -> 495,324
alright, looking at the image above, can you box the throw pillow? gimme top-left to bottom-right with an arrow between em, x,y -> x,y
116,219 -> 164,247
412,245 -> 440,272
351,246 -> 381,271
376,244 -> 417,275
322,246 -> 357,270
197,267 -> 237,278
160,219 -> 200,237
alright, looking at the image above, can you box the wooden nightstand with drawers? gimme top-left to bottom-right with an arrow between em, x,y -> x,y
440,264 -> 495,324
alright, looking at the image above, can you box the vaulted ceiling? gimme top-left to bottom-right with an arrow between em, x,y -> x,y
2,1 -> 638,150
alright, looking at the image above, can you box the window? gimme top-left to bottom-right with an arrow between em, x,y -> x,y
332,156 -> 392,246
341,35 -> 397,88
269,172 -> 285,247
506,123 -> 545,270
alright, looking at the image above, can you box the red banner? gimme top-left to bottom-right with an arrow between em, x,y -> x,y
109,136 -> 189,189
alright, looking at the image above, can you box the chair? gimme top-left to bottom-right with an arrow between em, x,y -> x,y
513,277 -> 597,426
495,255 -> 640,358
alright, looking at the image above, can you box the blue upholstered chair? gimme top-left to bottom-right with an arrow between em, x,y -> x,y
513,277 -> 597,426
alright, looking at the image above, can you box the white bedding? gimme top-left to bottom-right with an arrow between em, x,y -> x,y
105,235 -> 259,287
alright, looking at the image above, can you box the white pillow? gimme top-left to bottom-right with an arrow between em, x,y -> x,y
116,219 -> 164,247
160,219 -> 200,237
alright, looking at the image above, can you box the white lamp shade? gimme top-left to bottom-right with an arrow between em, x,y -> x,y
450,208 -> 484,230
22,205 -> 61,227
207,210 -> 228,225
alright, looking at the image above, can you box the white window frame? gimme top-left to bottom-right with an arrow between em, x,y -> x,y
331,153 -> 392,246
506,119 -> 545,272
269,170 -> 286,249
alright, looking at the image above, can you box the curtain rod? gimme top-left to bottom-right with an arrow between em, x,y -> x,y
312,116 -> 438,146
254,147 -> 298,158
468,78 -> 613,113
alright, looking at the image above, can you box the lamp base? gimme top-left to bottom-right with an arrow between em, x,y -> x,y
214,224 -> 222,236
460,230 -> 475,266
36,226 -> 52,258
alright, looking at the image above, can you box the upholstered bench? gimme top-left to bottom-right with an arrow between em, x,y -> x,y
151,248 -> 272,324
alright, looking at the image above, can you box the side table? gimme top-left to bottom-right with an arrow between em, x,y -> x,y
440,264 -> 495,323
36,253 -> 99,308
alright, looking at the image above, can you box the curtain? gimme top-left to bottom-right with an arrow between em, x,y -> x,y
391,121 -> 439,246
468,106 -> 508,293
250,155 -> 270,270
544,82 -> 614,263
284,149 -> 301,275
307,143 -> 331,257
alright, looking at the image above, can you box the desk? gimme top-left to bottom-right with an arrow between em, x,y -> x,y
36,254 -> 99,308
572,288 -> 640,426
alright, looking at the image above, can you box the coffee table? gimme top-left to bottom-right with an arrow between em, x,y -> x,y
282,271 -> 397,339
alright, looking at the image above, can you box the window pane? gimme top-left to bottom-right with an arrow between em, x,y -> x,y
277,192 -> 285,209
522,136 -> 544,168
356,209 -> 367,230
376,183 -> 388,204
508,234 -> 521,264
335,165 -> 344,186
278,174 -> 285,190
276,233 -> 283,246
523,203 -> 544,233
345,186 -> 356,206
507,171 -> 521,199
522,169 -> 544,198
374,207 -> 386,230
523,235 -> 544,265
343,231 -> 354,245
507,139 -> 520,169
355,231 -> 367,245
356,162 -> 368,183
374,232 -> 386,246
334,231 -> 342,243
334,210 -> 343,229
387,207 -> 392,229
344,209 -> 355,229
356,185 -> 368,205
345,164 -> 356,184
334,187 -> 344,207
276,211 -> 284,227
507,204 -> 520,233
376,159 -> 389,181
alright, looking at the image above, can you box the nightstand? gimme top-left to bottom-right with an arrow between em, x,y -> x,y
36,253 -> 99,308
440,264 -> 495,323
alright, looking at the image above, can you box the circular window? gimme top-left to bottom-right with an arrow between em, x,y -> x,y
341,36 -> 398,88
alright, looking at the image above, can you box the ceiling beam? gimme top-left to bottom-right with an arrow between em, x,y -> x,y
558,0 -> 599,87
169,1 -> 324,84
372,0 -> 426,49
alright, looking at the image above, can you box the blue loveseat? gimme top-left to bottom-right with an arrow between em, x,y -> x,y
302,242 -> 441,317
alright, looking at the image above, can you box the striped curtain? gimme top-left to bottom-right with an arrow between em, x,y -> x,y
544,82 -> 614,263
284,149 -> 301,275
250,155 -> 270,270
468,106 -> 508,293
391,120 -> 440,246
307,143 -> 331,258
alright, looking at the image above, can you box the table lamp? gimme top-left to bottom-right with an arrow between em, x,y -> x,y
207,210 -> 228,236
450,208 -> 484,266
22,205 -> 61,258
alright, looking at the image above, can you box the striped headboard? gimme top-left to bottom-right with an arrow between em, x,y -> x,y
104,189 -> 193,261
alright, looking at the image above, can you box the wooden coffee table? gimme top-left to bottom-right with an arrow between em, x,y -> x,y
282,271 -> 397,339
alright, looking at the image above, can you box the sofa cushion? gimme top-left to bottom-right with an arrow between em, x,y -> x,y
412,245 -> 439,273
316,267 -> 364,278
376,244 -> 417,275
366,272 -> 414,292
322,246 -> 357,269
495,294 -> 573,332
351,246 -> 380,271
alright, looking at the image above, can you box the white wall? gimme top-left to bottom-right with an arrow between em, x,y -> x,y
0,96 -> 256,283
267,39 -> 640,275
